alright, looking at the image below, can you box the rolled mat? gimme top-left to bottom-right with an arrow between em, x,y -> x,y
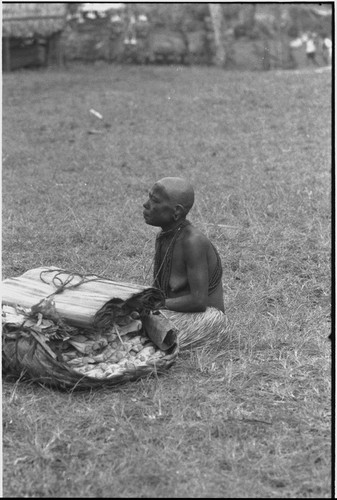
1,267 -> 164,328
159,307 -> 228,350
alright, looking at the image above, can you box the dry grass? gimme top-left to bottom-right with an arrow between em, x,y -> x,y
2,63 -> 332,498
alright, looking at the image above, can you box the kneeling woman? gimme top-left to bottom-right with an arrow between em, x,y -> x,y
143,177 -> 227,349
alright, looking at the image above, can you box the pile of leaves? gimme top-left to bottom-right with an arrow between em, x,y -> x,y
2,298 -> 178,389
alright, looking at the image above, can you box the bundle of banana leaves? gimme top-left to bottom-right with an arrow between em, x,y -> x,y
2,267 -> 179,390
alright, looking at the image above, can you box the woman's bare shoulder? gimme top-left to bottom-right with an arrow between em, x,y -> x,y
182,224 -> 212,249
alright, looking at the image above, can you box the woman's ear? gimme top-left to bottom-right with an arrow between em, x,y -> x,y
173,204 -> 186,220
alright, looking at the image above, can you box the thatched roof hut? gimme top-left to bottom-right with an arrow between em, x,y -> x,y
2,2 -> 67,38
2,3 -> 67,71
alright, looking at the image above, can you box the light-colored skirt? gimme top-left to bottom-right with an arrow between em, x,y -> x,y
159,307 -> 228,350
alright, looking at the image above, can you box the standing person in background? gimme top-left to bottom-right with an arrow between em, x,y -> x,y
305,33 -> 318,65
322,36 -> 332,66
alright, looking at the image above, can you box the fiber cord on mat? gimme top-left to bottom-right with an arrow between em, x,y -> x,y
37,269 -> 165,307
39,268 -> 112,296
33,268 -> 138,312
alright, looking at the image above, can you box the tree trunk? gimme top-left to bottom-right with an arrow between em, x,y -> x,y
208,3 -> 226,67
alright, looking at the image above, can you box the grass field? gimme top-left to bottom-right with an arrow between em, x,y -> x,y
2,63 -> 332,498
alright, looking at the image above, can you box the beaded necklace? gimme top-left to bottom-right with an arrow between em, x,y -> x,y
153,219 -> 191,296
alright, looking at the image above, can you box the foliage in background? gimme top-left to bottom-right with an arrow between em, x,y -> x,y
60,2 -> 332,68
2,3 -> 332,70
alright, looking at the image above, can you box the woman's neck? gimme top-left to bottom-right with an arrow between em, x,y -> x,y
160,218 -> 187,235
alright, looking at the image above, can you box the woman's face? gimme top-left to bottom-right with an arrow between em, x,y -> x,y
143,183 -> 175,229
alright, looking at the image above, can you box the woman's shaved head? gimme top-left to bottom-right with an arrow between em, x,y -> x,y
155,177 -> 195,215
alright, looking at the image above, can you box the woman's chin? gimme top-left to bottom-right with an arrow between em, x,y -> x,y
143,216 -> 152,225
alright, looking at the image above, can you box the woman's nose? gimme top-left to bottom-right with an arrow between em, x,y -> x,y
143,200 -> 149,209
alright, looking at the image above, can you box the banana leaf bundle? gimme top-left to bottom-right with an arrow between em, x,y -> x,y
2,267 -> 179,390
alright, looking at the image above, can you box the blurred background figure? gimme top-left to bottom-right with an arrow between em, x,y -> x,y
321,35 -> 332,66
305,32 -> 318,65
288,35 -> 303,69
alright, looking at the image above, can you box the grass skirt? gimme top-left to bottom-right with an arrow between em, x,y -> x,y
159,307 -> 227,350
